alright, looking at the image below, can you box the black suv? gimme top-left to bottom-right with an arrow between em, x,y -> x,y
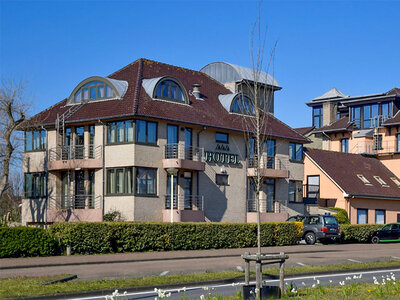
288,214 -> 340,245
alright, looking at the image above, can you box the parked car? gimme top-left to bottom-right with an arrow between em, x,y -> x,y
371,223 -> 400,244
287,214 -> 340,245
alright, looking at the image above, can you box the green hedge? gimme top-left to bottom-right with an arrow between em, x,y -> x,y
49,222 -> 303,255
0,227 -> 60,258
340,224 -> 382,243
327,207 -> 350,224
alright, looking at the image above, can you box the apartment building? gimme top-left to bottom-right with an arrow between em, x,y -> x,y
301,87 -> 400,224
21,59 -> 309,225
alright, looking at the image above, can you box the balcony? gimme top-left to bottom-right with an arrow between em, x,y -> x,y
48,145 -> 103,170
162,144 -> 205,171
351,140 -> 398,155
247,155 -> 289,178
246,199 -> 288,222
162,194 -> 204,222
47,194 -> 102,222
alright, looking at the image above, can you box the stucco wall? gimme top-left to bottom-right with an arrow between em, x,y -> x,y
349,198 -> 400,224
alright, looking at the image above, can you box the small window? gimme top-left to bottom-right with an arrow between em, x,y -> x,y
289,180 -> 303,203
341,138 -> 349,153
375,209 -> 385,224
357,174 -> 371,185
313,106 -> 323,128
391,177 -> 400,188
216,132 -> 229,144
136,120 -> 157,144
216,174 -> 229,186
231,95 -> 254,115
154,79 -> 185,102
289,143 -> 303,161
357,208 -> 368,224
374,176 -> 389,187
136,167 -> 157,195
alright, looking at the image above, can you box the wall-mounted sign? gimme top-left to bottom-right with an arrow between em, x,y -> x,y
205,151 -> 240,165
216,144 -> 230,151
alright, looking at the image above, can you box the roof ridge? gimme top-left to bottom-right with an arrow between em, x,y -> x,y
108,58 -> 141,78
133,58 -> 144,114
265,111 -> 311,142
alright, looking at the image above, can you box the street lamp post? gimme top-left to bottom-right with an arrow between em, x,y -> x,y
166,168 -> 178,223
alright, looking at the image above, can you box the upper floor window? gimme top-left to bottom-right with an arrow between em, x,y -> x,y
74,81 -> 114,102
231,95 -> 255,115
341,138 -> 349,153
25,130 -> 46,151
289,143 -> 303,161
107,167 -> 133,195
397,134 -> 400,152
312,106 -> 323,128
136,120 -> 157,145
216,132 -> 229,144
154,79 -> 185,102
24,173 -> 45,198
107,120 -> 134,144
351,102 -> 393,129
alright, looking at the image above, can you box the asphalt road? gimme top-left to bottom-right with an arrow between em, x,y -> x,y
2,243 -> 400,280
68,268 -> 400,300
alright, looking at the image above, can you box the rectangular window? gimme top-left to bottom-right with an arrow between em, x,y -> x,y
106,167 -> 133,195
373,134 -> 383,150
107,120 -> 134,144
397,134 -> 400,152
136,167 -> 157,195
25,130 -> 46,151
312,106 -> 323,128
289,143 -> 303,161
307,175 -> 320,198
351,106 -> 361,128
24,173 -> 45,198
357,208 -> 368,224
381,102 -> 392,117
341,138 -> 349,153
289,180 -> 303,203
375,209 -> 385,224
216,174 -> 229,186
266,178 -> 275,212
216,132 -> 229,143
136,120 -> 157,144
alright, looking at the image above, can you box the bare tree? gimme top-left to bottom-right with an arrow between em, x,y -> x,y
0,79 -> 30,216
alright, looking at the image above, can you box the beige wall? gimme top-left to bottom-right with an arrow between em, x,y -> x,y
349,198 -> 400,224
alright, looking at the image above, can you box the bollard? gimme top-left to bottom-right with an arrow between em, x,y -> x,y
66,245 -> 71,256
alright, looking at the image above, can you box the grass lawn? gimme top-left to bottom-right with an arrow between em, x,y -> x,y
2,260 -> 400,298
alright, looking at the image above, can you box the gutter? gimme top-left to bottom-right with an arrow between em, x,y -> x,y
345,194 -> 400,201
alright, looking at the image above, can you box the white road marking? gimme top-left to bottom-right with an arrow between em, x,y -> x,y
160,271 -> 169,276
68,268 -> 400,300
347,259 -> 362,263
296,262 -> 307,266
236,266 -> 244,272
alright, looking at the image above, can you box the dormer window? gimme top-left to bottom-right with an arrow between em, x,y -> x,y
68,76 -> 128,105
231,95 -> 255,115
154,79 -> 185,102
357,174 -> 372,185
374,176 -> 389,187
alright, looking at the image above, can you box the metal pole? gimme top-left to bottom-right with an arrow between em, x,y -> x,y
170,173 -> 174,223
280,255 -> 285,294
244,252 -> 250,285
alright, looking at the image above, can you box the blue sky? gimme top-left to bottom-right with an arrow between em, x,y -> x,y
1,0 -> 399,128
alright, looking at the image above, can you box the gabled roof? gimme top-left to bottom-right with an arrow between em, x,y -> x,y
305,148 -> 400,200
294,126 -> 315,136
313,117 -> 354,133
312,88 -> 348,101
384,111 -> 400,126
24,59 -> 307,143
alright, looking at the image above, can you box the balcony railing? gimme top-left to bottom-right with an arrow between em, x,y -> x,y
247,155 -> 288,170
164,144 -> 203,162
49,145 -> 102,161
351,140 -> 398,155
48,194 -> 102,210
247,198 -> 275,213
164,194 -> 204,210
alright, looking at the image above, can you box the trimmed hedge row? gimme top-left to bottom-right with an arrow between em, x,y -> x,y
48,222 -> 303,255
0,227 -> 60,258
340,224 -> 382,243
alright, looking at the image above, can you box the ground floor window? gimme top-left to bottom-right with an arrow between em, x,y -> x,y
266,179 -> 275,212
107,167 -> 133,195
375,209 -> 386,224
289,180 -> 303,203
24,173 -> 46,198
357,208 -> 368,224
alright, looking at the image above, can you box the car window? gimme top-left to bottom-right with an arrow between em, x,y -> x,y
287,217 -> 297,222
392,224 -> 400,231
381,225 -> 391,231
309,216 -> 320,225
324,216 -> 338,225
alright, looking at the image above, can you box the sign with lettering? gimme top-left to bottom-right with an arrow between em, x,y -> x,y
205,151 -> 240,165
216,144 -> 230,151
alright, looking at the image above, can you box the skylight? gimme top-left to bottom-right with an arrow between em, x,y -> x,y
357,174 -> 372,185
374,176 -> 389,187
391,177 -> 400,188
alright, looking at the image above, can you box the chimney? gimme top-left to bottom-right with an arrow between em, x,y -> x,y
192,84 -> 202,100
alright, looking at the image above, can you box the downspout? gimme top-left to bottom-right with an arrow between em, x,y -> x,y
98,120 -> 105,220
41,126 -> 48,227
196,127 -> 206,211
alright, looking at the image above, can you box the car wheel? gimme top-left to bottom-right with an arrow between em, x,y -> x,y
371,236 -> 380,244
305,232 -> 316,245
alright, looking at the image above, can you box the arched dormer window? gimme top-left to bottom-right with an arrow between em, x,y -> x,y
154,78 -> 187,103
68,76 -> 128,105
231,95 -> 255,115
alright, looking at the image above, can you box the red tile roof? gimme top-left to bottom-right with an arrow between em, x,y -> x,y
25,59 -> 308,142
313,117 -> 354,133
294,126 -> 315,136
305,148 -> 400,199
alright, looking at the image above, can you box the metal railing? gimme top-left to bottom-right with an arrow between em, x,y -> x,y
247,155 -> 288,170
247,198 -> 275,213
49,145 -> 102,161
352,115 -> 390,129
48,194 -> 102,210
164,144 -> 203,161
164,194 -> 204,210
351,140 -> 398,155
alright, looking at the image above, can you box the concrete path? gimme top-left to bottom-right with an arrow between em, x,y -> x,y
1,243 -> 400,280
